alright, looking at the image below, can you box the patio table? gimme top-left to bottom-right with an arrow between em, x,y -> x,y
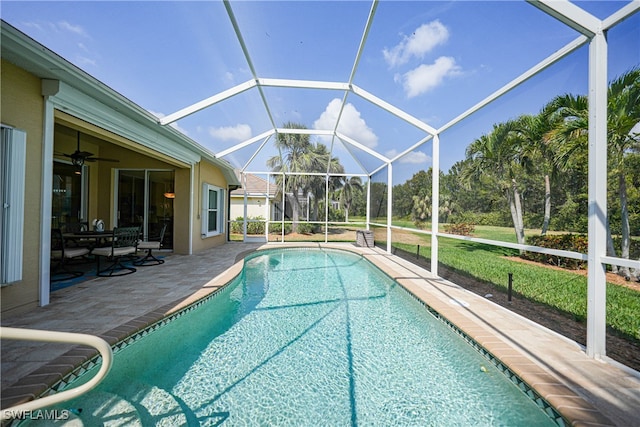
63,230 -> 113,250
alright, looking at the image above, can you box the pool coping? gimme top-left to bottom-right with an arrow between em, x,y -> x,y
2,242 -> 634,426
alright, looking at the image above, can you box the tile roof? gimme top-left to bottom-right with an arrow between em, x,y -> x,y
231,174 -> 277,197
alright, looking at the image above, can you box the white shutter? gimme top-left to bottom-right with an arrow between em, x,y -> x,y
1,126 -> 27,284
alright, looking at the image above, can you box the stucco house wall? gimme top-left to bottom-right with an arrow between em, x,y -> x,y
0,22 -> 239,317
1,59 -> 46,315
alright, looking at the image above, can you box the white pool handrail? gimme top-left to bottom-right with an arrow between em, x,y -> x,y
0,327 -> 113,421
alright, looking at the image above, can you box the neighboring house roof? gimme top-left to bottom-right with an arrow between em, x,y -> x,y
0,20 -> 240,187
231,174 -> 277,198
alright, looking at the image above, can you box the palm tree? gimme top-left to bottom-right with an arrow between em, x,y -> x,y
515,112 -> 559,235
306,142 -> 343,221
338,177 -> 363,222
546,68 -> 640,279
464,120 -> 527,246
267,122 -> 314,233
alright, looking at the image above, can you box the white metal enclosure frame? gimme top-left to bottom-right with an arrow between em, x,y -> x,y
157,0 -> 640,362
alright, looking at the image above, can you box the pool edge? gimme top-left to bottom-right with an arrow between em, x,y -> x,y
5,243 -> 617,426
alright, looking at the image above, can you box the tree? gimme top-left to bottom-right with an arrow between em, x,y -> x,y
338,177 -> 363,223
306,142 -> 343,221
464,121 -> 528,246
546,68 -> 640,279
267,122 -> 314,233
515,112 -> 558,235
411,194 -> 430,226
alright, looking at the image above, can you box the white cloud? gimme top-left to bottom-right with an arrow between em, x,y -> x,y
383,21 -> 449,68
57,21 -> 88,37
402,56 -> 461,98
386,149 -> 431,164
314,99 -> 378,148
208,124 -> 252,142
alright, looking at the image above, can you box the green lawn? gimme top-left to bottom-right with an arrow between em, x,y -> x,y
390,228 -> 640,342
230,219 -> 639,340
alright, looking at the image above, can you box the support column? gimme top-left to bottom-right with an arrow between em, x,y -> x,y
366,176 -> 371,231
39,97 -> 55,307
586,29 -> 608,359
242,173 -> 248,241
431,134 -> 440,277
386,163 -> 392,253
325,175 -> 329,243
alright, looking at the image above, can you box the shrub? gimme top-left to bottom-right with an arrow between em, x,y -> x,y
449,211 -> 509,227
443,223 -> 475,236
230,217 -> 244,234
269,222 -> 292,235
296,223 -> 315,234
230,216 -> 265,234
522,234 -> 588,270
247,217 -> 265,235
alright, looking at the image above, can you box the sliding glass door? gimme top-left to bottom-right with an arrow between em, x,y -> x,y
117,169 -> 174,249
52,161 -> 88,231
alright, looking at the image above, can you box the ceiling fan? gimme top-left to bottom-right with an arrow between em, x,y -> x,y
60,131 -> 120,168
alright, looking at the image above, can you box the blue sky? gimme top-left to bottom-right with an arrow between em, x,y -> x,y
3,1 -> 638,184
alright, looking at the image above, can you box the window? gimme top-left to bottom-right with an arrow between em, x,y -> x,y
202,183 -> 225,237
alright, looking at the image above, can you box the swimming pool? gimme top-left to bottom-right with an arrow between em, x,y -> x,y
34,248 -> 559,425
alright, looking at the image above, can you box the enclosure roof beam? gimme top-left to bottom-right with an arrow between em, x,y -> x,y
159,79 -> 256,126
337,137 -> 370,175
330,0 -> 380,157
389,133 -> 434,164
257,78 -> 350,91
437,34 -> 588,135
602,0 -> 640,31
369,162 -> 389,177
242,134 -> 273,172
216,129 -> 275,158
348,0 -> 378,85
224,0 -> 277,129
336,132 -> 389,163
275,128 -> 334,136
527,0 -> 600,37
351,85 -> 437,135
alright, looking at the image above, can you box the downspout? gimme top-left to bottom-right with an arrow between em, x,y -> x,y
189,164 -> 194,254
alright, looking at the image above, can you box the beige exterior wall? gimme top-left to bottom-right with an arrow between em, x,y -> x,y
191,162 -> 228,252
1,60 -> 45,316
230,196 -> 270,219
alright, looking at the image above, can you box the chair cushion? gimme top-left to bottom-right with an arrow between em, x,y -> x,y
113,246 -> 136,256
64,247 -> 90,258
137,241 -> 161,250
91,247 -> 111,257
93,246 -> 136,257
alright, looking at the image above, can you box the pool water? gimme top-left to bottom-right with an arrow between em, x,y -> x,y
40,248 -> 556,426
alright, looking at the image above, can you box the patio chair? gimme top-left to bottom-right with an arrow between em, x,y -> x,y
92,226 -> 140,277
50,228 -> 91,281
134,223 -> 167,266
